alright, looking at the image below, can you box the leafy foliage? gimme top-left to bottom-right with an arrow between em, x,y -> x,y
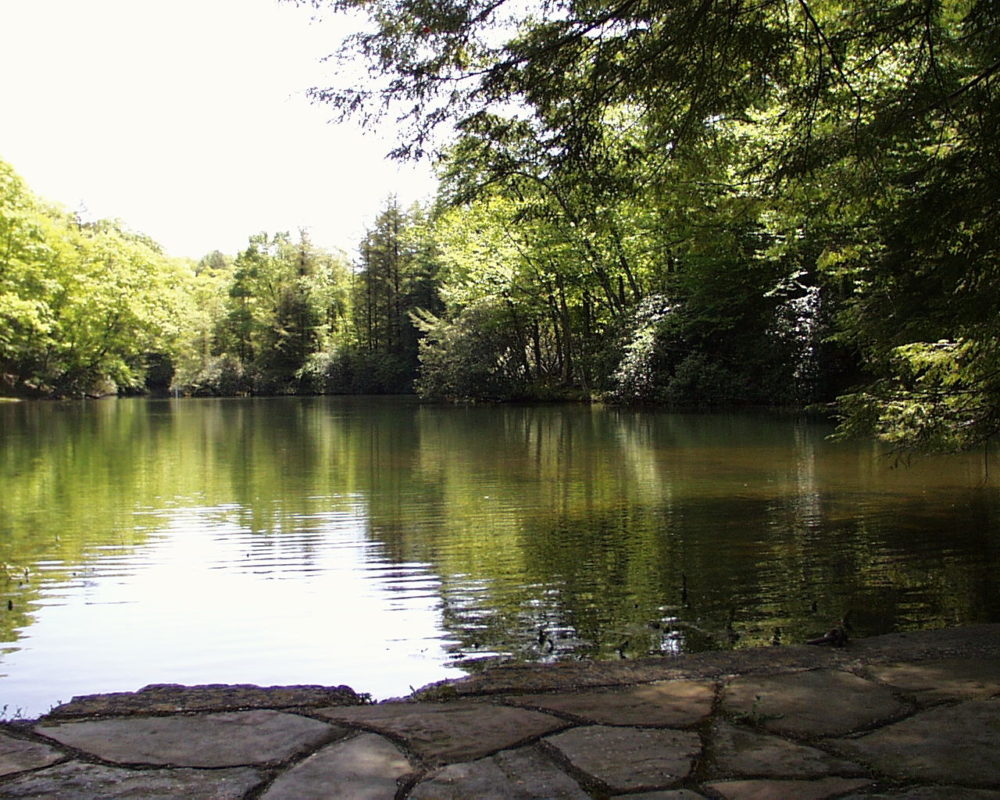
0,159 -> 437,400
294,0 -> 1000,449
0,160 -> 190,396
341,197 -> 443,392
6,0 -> 999,452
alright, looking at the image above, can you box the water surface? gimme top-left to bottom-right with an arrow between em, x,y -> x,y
2,397 -> 998,717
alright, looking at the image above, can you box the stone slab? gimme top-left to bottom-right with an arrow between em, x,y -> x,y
0,730 -> 63,777
720,669 -> 906,738
0,760 -> 262,799
831,698 -> 1000,786
504,679 -> 714,727
706,721 -> 863,779
46,683 -> 363,717
415,650 -> 826,699
842,789 -> 1000,800
610,792 -> 707,800
424,625 -> 1000,700
35,709 -> 335,767
544,724 -> 700,793
846,624 -> 1000,662
705,777 -> 872,800
261,732 -> 412,800
865,658 -> 1000,705
314,701 -> 564,764
409,745 -> 590,799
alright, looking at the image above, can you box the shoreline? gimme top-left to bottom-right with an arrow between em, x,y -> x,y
3,623 -> 997,725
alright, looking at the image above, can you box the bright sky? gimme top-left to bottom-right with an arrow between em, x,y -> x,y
0,0 -> 437,260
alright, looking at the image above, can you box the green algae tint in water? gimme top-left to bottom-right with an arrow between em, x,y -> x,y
1,397 -> 999,718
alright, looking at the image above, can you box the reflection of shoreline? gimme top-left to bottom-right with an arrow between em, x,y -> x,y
409,406 -> 996,668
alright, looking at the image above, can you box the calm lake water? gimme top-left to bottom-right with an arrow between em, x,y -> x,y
1,397 -> 999,717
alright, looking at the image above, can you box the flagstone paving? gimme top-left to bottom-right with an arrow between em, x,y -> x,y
719,669 -> 908,738
313,701 -> 567,764
704,777 -> 873,800
0,624 -> 998,799
0,761 -> 262,799
260,733 -> 414,800
504,680 -> 715,727
35,709 -> 335,767
409,745 -> 591,800
547,725 -> 702,793
830,698 -> 1000,787
705,721 -> 864,779
0,733 -> 61,778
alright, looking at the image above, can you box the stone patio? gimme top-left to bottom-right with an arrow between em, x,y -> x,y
0,624 -> 998,799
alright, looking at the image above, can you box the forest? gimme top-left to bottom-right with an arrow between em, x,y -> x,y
1,0 -> 997,452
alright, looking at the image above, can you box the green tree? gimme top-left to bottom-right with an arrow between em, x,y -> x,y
192,230 -> 353,395
0,160 -> 55,389
330,198 -> 442,393
1,160 -> 192,396
297,0 -> 1000,447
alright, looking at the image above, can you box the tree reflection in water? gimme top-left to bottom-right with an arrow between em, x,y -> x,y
1,397 -> 998,717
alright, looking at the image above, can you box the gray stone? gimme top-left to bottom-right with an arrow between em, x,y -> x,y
0,730 -> 63,776
706,721 -> 863,779
409,745 -> 590,799
720,669 -> 906,738
847,625 -> 1000,663
611,792 -> 707,800
831,698 -> 1000,786
413,643 -> 847,699
35,709 -> 334,767
47,683 -> 363,717
0,760 -> 262,799
842,789 -> 1000,800
261,733 -> 412,800
704,777 -> 872,800
865,658 -> 1000,705
544,724 -> 700,793
314,701 -> 564,764
504,679 -> 714,727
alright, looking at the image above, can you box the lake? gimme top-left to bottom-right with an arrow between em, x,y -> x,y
1,396 -> 998,718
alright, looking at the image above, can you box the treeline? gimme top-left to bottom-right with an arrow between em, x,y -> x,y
182,202 -> 442,395
4,0 -> 998,450
178,214 -> 435,397
1,161 -> 187,398
0,160 -> 441,398
292,0 -> 999,451
0,156 -> 841,407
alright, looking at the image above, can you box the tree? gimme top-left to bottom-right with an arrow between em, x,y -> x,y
355,198 -> 408,354
295,0 -> 1000,448
194,230 -> 354,395
1,160 -> 192,396
0,160 -> 55,389
414,194 -> 543,400
334,198 -> 442,393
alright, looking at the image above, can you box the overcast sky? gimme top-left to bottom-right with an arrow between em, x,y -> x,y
0,0 -> 437,260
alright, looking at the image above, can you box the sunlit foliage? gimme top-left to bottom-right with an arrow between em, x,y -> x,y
294,0 -> 1000,449
0,160 -> 190,396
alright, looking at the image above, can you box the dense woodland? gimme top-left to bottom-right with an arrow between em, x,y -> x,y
2,0 -> 997,452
